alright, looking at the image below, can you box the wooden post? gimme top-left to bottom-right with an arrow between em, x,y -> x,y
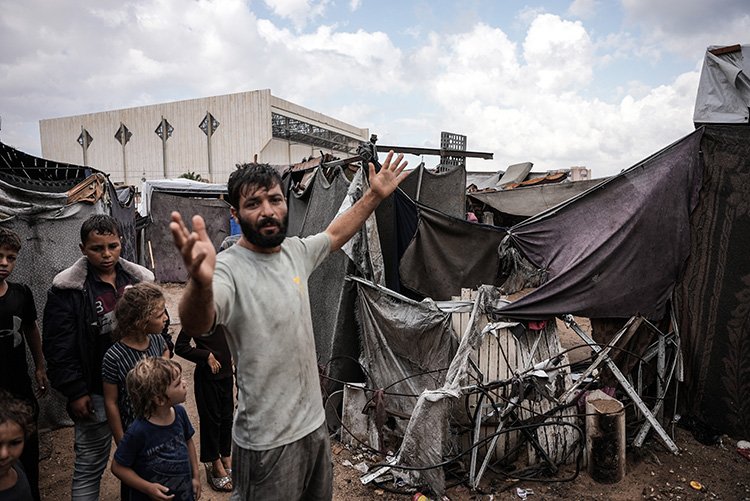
586,390 -> 625,483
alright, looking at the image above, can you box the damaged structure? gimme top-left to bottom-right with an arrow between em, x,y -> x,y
0,141 -> 138,428
311,43 -> 750,496
2,42 -> 748,498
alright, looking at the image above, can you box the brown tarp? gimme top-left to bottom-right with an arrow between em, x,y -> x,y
497,128 -> 704,320
399,205 -> 507,300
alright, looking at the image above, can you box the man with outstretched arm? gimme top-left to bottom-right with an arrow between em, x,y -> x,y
170,151 -> 407,500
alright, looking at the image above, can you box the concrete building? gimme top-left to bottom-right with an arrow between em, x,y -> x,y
39,89 -> 368,185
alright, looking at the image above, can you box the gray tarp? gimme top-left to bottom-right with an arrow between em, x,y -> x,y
287,170 -> 316,237
355,279 -> 458,422
399,205 -> 507,300
297,167 -> 361,381
145,192 -> 230,282
469,178 -> 607,217
138,179 -> 228,215
694,44 -> 750,124
497,128 -> 704,320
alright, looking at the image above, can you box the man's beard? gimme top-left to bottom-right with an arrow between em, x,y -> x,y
238,213 -> 288,248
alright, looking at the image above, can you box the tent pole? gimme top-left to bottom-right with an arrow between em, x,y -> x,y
560,315 -> 679,454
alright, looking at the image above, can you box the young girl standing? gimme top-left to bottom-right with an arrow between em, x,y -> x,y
102,282 -> 170,445
112,357 -> 201,501
0,390 -> 34,501
175,325 -> 233,492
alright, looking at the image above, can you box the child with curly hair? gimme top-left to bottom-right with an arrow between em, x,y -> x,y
0,389 -> 35,501
102,282 -> 170,446
112,357 -> 200,501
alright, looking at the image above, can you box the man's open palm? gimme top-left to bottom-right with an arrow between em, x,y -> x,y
368,150 -> 409,200
170,212 -> 216,287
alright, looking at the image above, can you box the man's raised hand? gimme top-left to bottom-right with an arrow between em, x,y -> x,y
169,211 -> 216,288
368,150 -> 409,200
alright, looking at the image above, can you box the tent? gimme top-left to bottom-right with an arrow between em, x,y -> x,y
139,179 -> 230,282
493,125 -> 750,438
0,141 -> 137,427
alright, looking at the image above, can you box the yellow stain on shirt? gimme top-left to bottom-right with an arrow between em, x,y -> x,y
293,276 -> 303,293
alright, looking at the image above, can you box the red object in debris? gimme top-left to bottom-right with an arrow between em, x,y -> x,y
738,447 -> 750,462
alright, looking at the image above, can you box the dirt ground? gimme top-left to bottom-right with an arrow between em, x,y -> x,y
38,283 -> 750,500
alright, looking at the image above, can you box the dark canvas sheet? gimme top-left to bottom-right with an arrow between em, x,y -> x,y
497,129 -> 704,320
400,165 -> 466,219
399,205 -> 507,300
676,125 -> 750,437
287,169 -> 316,237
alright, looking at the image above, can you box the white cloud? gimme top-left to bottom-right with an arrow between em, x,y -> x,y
399,13 -> 699,177
262,0 -> 330,30
256,22 -> 407,96
0,2 -> 712,179
349,0 -> 361,11
621,0 -> 750,59
523,14 -> 593,91
567,0 -> 598,19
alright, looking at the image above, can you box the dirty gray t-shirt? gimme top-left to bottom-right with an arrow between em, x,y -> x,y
213,233 -> 330,450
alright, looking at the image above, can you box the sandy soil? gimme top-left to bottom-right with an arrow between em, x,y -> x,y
38,283 -> 750,500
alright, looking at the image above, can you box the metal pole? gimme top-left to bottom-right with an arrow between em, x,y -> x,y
206,111 -> 213,181
560,315 -> 679,454
81,125 -> 88,166
161,116 -> 168,178
120,123 -> 128,183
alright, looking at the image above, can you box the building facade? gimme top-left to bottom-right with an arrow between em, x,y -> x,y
39,89 -> 368,185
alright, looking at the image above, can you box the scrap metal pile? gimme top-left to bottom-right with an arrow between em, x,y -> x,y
322,281 -> 682,496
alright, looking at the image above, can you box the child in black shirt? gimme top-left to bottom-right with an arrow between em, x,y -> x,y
0,227 -> 47,501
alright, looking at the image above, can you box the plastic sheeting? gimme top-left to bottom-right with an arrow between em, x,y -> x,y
693,44 -> 750,124
0,144 -> 135,429
354,279 -> 458,423
336,169 -> 385,285
392,285 -> 577,493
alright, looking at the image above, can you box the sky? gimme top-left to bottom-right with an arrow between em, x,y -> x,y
0,0 -> 748,178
